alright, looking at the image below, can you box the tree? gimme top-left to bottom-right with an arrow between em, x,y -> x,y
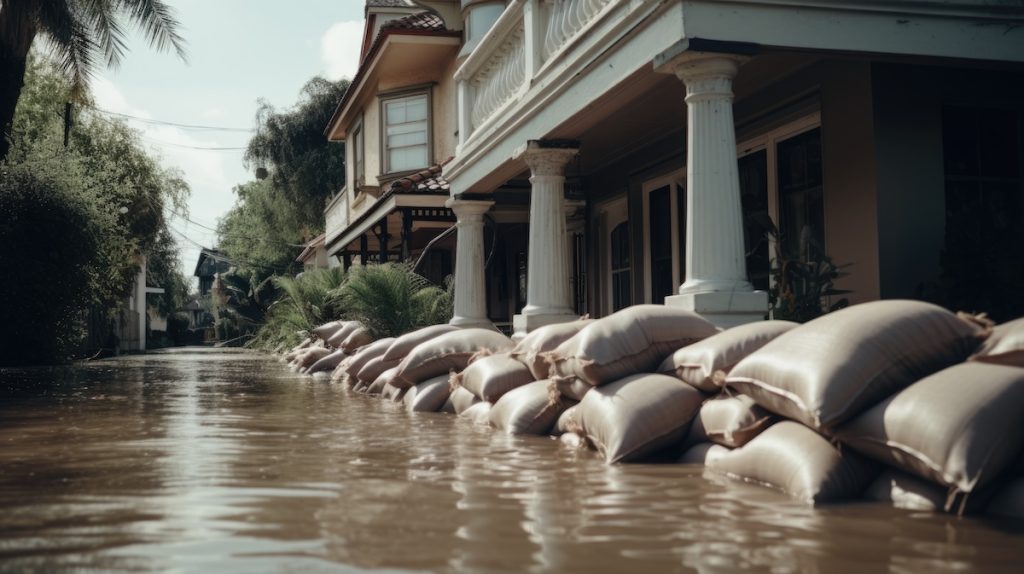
0,0 -> 185,161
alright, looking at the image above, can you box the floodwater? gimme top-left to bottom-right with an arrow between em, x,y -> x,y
1,348 -> 1022,573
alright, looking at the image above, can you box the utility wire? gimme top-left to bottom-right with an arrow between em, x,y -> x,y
87,106 -> 255,132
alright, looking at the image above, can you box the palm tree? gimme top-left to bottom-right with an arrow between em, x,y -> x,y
0,0 -> 186,161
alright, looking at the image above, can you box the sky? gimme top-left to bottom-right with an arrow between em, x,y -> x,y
90,0 -> 366,282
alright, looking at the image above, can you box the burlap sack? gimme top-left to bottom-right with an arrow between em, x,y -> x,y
452,353 -> 535,402
450,386 -> 480,415
489,380 -> 568,435
296,347 -> 332,370
678,442 -> 731,465
688,394 -> 776,448
576,373 -> 703,463
357,355 -> 402,385
340,327 -> 374,353
658,320 -> 798,392
382,381 -> 407,403
510,319 -> 592,379
971,316 -> 1024,367
308,349 -> 348,374
312,320 -> 345,341
546,306 -> 718,387
381,324 -> 460,362
727,300 -> 985,431
863,469 -> 949,512
404,374 -> 452,413
461,401 -> 493,425
284,338 -> 313,362
327,321 -> 362,349
367,366 -> 399,395
708,421 -> 878,504
836,362 -> 1024,494
345,338 -> 396,380
554,404 -> 579,436
549,376 -> 591,402
393,328 -> 514,388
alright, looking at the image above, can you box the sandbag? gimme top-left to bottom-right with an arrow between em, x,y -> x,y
439,397 -> 456,414
381,324 -> 460,362
296,347 -> 332,371
450,386 -> 480,415
452,353 -> 535,402
546,305 -> 718,387
708,421 -> 878,505
489,380 -> 567,435
357,355 -> 402,385
382,381 -> 407,403
575,373 -> 704,463
340,326 -> 374,354
327,321 -> 362,349
284,338 -> 314,362
836,362 -> 1024,494
678,442 -> 731,466
863,469 -> 949,512
549,377 -> 591,402
345,338 -> 396,380
367,366 -> 399,395
461,401 -> 493,425
554,404 -> 579,436
727,300 -> 985,431
393,328 -> 514,388
658,320 -> 798,392
688,394 -> 776,448
971,316 -> 1024,367
404,374 -> 452,413
308,349 -> 348,374
312,320 -> 346,341
510,319 -> 592,379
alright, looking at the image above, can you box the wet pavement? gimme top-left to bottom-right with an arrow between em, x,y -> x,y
0,347 -> 1022,573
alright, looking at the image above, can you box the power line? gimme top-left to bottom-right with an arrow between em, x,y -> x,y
85,110 -> 249,151
88,106 -> 255,133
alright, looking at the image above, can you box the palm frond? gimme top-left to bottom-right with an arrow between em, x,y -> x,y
34,1 -> 99,97
81,0 -> 128,68
116,0 -> 188,62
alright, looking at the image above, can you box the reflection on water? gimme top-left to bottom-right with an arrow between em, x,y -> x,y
1,348 -> 1022,573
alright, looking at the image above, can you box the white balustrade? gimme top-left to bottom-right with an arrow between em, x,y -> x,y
543,0 -> 612,60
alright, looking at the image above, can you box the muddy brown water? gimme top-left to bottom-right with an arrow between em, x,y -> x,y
1,348 -> 1022,573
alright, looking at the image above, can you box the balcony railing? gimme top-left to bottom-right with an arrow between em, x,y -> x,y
455,0 -> 614,148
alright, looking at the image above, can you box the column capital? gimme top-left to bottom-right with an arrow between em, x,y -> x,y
655,51 -> 748,85
446,197 -> 494,219
514,140 -> 579,177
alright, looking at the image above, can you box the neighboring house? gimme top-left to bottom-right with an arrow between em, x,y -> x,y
436,0 -> 1024,335
296,233 -> 330,271
193,248 -> 231,296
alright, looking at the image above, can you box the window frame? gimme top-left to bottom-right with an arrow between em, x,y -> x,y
641,168 -> 686,304
350,114 -> 365,190
379,85 -> 434,176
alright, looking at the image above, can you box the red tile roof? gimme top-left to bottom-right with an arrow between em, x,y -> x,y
387,157 -> 453,194
383,11 -> 446,33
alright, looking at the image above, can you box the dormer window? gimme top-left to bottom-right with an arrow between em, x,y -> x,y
382,90 -> 431,174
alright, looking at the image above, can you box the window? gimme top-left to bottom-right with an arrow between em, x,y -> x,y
641,170 -> 685,304
777,128 -> 824,262
610,222 -> 631,312
738,149 -> 770,291
352,121 -> 364,186
382,92 -> 430,174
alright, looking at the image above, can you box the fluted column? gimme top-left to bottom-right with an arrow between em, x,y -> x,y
513,140 -> 578,337
658,52 -> 767,328
447,198 -> 495,329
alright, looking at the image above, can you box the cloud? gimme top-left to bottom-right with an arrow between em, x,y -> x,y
320,20 -> 364,81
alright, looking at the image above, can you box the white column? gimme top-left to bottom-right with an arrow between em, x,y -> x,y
513,140 -> 578,337
447,198 -> 496,329
659,52 -> 767,328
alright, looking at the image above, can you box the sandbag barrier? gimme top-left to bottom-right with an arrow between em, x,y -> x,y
276,301 -> 1024,519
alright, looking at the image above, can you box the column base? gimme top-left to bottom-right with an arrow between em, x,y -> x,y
450,316 -> 499,331
513,312 -> 577,340
664,290 -> 768,330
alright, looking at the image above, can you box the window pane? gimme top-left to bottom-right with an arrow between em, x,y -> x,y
386,100 -> 407,124
388,128 -> 427,148
649,185 -> 674,304
390,145 -> 428,172
739,150 -> 770,291
777,128 -> 824,261
385,94 -> 429,172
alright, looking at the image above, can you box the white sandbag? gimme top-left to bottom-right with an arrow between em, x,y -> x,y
357,355 -> 402,385
340,326 -> 374,354
549,377 -> 591,402
382,381 -> 407,403
450,386 -> 480,415
836,362 -> 1024,494
367,366 -> 399,396
489,381 -> 567,435
863,469 -> 949,512
461,401 -> 493,425
554,404 -> 579,436
658,320 -> 798,392
452,353 -> 535,402
575,373 -> 704,463
404,374 -> 452,413
510,319 -> 592,379
727,300 -> 985,431
971,316 -> 1024,367
708,421 -> 878,505
312,320 -> 346,341
688,394 -> 776,448
439,397 -> 456,414
327,321 -> 362,349
394,328 -> 514,388
308,349 -> 348,374
678,442 -> 731,466
381,324 -> 460,362
546,305 -> 718,387
345,338 -> 396,380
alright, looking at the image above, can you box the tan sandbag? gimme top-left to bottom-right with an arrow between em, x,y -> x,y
971,316 -> 1024,367
330,359 -> 352,384
308,349 -> 348,374
450,386 -> 480,415
576,373 -> 704,463
863,469 -> 949,512
357,355 -> 402,385
836,362 -> 1024,494
345,338 -> 396,380
381,324 -> 460,362
367,366 -> 399,395
404,374 -> 452,413
439,396 -> 456,414
658,320 -> 798,392
549,377 -> 591,402
546,305 -> 718,387
382,381 -> 407,403
727,300 -> 985,431
708,421 -> 878,505
461,401 -> 493,425
312,320 -> 346,341
452,353 -> 535,402
296,347 -> 332,370
688,394 -> 777,448
284,338 -> 313,362
393,328 -> 514,388
986,477 -> 1024,520
340,326 -> 374,354
327,321 -> 362,349
489,380 -> 568,435
510,319 -> 592,379
554,404 -> 579,436
678,442 -> 731,465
